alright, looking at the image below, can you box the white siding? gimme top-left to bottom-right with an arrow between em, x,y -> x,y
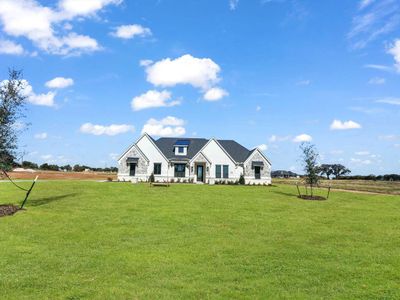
201,140 -> 242,182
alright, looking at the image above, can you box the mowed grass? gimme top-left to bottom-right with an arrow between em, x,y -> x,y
0,182 -> 399,299
273,178 -> 400,195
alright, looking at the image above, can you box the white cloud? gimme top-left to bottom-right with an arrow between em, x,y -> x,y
388,39 -> 400,72
330,119 -> 362,130
379,134 -> 400,141
368,77 -> 385,84
1,79 -> 56,106
28,91 -> 56,106
355,151 -> 370,155
141,116 -> 186,137
111,24 -> 152,39
364,64 -> 393,72
34,132 -> 48,139
348,0 -> 400,49
58,0 -> 121,17
0,39 -> 24,55
41,154 -> 53,161
139,59 -> 153,67
131,90 -> 180,111
376,97 -> 400,105
351,158 -> 372,165
257,144 -> 268,151
203,87 -> 228,101
229,0 -> 239,10
45,77 -> 74,89
109,153 -> 119,160
359,0 -> 375,10
80,123 -> 134,136
144,54 -> 222,90
269,135 -> 290,143
296,79 -> 311,86
293,134 -> 312,143
330,150 -> 344,155
0,0 -> 115,56
256,105 -> 261,111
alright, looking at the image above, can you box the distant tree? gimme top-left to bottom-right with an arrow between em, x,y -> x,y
148,172 -> 155,183
22,160 -> 39,169
331,164 -> 351,179
318,164 -> 333,179
300,142 -> 320,197
60,164 -> 72,171
0,69 -> 27,171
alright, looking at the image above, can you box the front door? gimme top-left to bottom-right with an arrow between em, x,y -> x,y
255,166 -> 261,179
129,163 -> 136,176
196,165 -> 204,182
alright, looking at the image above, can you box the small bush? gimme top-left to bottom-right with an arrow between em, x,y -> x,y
239,174 -> 245,185
107,177 -> 113,182
149,173 -> 155,183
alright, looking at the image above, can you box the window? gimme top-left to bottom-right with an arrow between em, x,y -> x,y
215,165 -> 221,178
223,165 -> 229,179
178,146 -> 184,153
153,163 -> 161,175
174,164 -> 186,177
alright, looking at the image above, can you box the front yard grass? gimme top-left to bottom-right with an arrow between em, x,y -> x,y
0,181 -> 399,299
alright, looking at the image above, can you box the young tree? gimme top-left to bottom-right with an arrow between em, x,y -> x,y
331,164 -> 351,179
0,69 -> 27,172
300,142 -> 320,197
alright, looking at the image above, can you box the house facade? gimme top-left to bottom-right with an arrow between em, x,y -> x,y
118,133 -> 272,184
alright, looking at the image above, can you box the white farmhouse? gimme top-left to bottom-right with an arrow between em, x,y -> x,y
118,133 -> 271,184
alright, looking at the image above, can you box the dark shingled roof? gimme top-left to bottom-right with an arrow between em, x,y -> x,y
216,140 -> 251,163
154,137 -> 252,163
155,137 -> 208,161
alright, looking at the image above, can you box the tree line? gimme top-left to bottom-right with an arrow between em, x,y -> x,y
13,161 -> 118,173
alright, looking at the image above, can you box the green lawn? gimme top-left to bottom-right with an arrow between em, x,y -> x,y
1,181 -> 399,299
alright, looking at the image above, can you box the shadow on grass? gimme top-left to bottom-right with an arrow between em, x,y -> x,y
29,193 -> 78,207
270,190 -> 299,198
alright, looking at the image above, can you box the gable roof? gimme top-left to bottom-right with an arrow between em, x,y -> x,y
217,139 -> 250,163
154,137 -> 208,161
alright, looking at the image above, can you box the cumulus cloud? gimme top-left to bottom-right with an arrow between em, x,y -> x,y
355,151 -> 370,155
144,54 -> 221,90
257,144 -> 268,151
80,123 -> 134,136
330,120 -> 362,130
0,0 -> 116,55
0,39 -> 24,55
293,134 -> 312,143
256,105 -> 261,111
387,39 -> 400,72
111,24 -> 152,39
34,132 -> 48,139
45,77 -> 74,89
376,97 -> 400,105
131,90 -> 180,111
203,87 -> 228,101
141,116 -> 186,137
351,158 -> 372,165
296,79 -> 311,86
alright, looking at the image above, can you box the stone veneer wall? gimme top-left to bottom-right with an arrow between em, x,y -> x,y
244,151 -> 270,178
118,146 -> 148,175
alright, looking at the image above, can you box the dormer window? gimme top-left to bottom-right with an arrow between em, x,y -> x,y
174,140 -> 190,156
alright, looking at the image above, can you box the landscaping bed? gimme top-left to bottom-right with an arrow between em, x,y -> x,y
0,204 -> 20,217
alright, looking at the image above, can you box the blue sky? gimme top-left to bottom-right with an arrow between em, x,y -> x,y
0,0 -> 399,174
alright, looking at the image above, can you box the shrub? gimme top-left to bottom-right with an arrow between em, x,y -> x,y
239,174 -> 245,185
107,177 -> 113,182
149,173 -> 155,183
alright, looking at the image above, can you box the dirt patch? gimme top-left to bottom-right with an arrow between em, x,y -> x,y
298,195 -> 327,201
0,205 -> 20,217
5,171 -> 117,181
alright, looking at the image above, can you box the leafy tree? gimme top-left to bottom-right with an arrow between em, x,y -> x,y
60,164 -> 72,171
0,69 -> 27,171
318,164 -> 334,179
22,161 -> 39,169
239,174 -> 245,185
148,172 -> 155,183
300,142 -> 320,197
331,164 -> 350,179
